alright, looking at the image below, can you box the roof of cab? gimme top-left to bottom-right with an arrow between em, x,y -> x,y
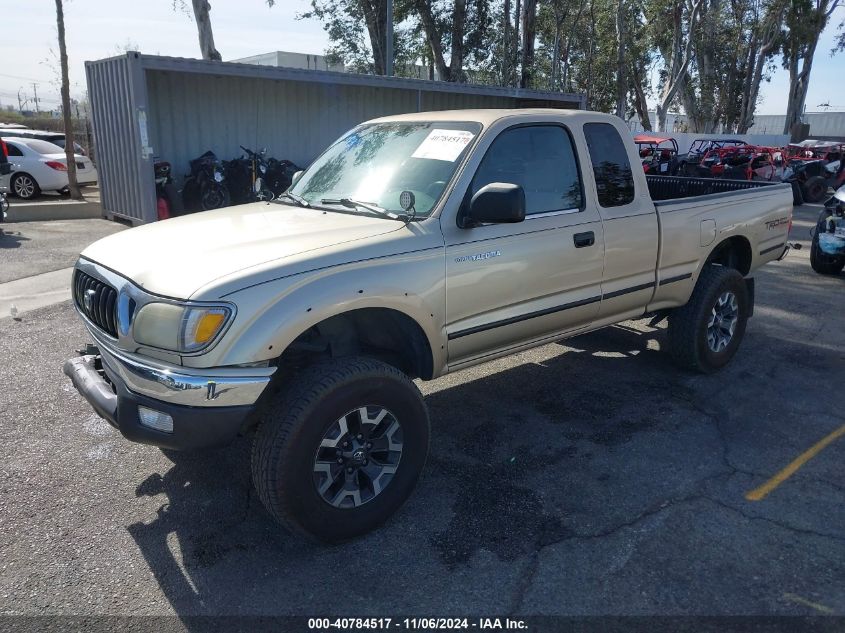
366,108 -> 620,127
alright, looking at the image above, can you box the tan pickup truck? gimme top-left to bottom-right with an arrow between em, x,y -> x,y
65,109 -> 793,541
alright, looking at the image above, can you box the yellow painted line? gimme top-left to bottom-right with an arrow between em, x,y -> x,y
782,593 -> 834,614
745,424 -> 845,502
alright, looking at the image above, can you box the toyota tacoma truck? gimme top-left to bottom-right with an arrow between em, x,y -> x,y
65,110 -> 793,542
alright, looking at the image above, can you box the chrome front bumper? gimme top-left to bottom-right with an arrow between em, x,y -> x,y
97,340 -> 275,408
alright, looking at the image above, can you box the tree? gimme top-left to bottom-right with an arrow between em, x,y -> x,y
781,0 -> 840,135
304,0 -> 387,74
652,0 -> 704,132
174,0 -> 222,60
520,0 -> 538,87
55,0 -> 81,200
614,0 -> 626,118
191,0 -> 221,60
413,0 -> 492,82
736,0 -> 787,133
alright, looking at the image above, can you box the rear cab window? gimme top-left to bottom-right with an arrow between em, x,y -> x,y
583,123 -> 635,208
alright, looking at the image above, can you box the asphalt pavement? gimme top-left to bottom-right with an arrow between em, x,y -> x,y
0,208 -> 843,619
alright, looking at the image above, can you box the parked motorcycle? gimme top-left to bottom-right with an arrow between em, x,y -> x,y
810,184 -> 845,275
265,157 -> 302,197
224,146 -> 273,204
182,150 -> 230,212
153,160 -> 183,220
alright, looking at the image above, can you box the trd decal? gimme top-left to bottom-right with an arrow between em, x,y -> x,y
765,217 -> 789,230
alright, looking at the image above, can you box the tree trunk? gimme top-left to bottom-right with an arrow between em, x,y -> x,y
656,0 -> 703,132
560,0 -> 585,93
191,0 -> 221,61
415,0 -> 450,81
360,0 -> 387,75
502,0 -> 511,84
630,61 -> 651,131
784,48 -> 815,135
782,0 -> 833,136
449,0 -> 468,82
614,0 -> 626,118
549,18 -> 562,90
519,0 -> 537,88
513,0 -> 521,84
55,0 -> 81,200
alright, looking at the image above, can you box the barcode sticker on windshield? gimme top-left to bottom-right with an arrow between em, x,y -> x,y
412,129 -> 475,162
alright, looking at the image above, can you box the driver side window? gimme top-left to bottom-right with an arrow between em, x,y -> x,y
469,125 -> 583,215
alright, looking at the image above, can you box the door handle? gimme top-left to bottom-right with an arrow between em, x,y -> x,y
573,231 -> 595,248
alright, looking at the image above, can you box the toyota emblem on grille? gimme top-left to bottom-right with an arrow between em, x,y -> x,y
83,288 -> 96,312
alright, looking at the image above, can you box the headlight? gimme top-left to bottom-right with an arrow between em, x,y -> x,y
133,302 -> 233,353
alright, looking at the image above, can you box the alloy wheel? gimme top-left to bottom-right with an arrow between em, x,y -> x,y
312,406 -> 403,509
14,175 -> 35,199
707,291 -> 739,353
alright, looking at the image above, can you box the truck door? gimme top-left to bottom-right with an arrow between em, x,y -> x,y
443,123 -> 605,367
582,122 -> 659,322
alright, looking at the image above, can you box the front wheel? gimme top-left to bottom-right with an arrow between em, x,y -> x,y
667,265 -> 750,373
200,182 -> 230,210
251,356 -> 430,542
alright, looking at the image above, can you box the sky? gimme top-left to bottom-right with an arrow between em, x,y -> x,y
1,0 -> 843,116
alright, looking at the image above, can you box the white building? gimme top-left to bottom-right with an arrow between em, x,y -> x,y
230,50 -> 440,81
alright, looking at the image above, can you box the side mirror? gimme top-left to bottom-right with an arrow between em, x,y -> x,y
291,170 -> 304,185
464,182 -> 525,227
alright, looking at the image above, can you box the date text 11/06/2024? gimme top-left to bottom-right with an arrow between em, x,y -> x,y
307,618 -> 528,630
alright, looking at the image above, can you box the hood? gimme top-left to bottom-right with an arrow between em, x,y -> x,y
81,202 -> 402,298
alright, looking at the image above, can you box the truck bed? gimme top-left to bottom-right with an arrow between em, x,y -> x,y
646,175 -> 797,203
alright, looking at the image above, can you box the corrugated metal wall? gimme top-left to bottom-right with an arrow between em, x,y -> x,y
86,55 -> 157,223
145,71 -> 545,182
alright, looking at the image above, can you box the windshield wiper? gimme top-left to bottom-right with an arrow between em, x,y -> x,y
273,191 -> 310,207
320,198 -> 405,221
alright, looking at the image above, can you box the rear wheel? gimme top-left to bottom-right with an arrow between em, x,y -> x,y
810,232 -> 845,275
12,173 -> 40,199
802,176 -> 828,203
251,356 -> 430,542
667,265 -> 750,373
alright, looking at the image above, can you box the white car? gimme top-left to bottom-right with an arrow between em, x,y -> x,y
0,137 -> 97,199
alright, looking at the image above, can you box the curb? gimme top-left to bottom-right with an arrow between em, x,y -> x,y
5,200 -> 103,222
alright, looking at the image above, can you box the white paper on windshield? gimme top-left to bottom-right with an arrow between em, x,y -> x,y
412,129 -> 475,162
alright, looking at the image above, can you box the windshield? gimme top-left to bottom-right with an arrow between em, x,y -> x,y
289,121 -> 481,217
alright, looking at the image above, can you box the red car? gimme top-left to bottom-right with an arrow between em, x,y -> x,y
634,135 -> 679,175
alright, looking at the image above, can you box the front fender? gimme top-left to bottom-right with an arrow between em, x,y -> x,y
199,248 -> 447,374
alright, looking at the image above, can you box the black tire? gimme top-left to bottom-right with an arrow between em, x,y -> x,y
11,173 -> 40,199
810,232 -> 845,275
802,176 -> 828,203
200,183 -> 230,210
251,356 -> 430,542
667,265 -> 750,373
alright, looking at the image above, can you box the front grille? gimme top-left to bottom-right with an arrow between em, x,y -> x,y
73,269 -> 118,337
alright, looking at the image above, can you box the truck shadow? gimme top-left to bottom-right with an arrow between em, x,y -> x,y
123,322 -> 668,618
124,310 -> 844,619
